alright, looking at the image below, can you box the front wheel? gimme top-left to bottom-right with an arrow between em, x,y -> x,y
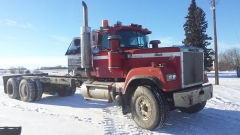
130,86 -> 169,130
178,101 -> 207,114
33,78 -> 43,101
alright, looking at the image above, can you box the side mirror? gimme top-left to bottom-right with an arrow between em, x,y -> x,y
92,46 -> 100,54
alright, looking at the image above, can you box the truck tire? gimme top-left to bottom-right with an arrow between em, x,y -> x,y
69,87 -> 76,96
237,66 -> 240,77
16,77 -> 23,84
33,78 -> 43,101
6,78 -> 20,99
130,86 -> 169,130
66,86 -> 72,96
19,79 -> 36,102
178,101 -> 207,114
57,86 -> 71,97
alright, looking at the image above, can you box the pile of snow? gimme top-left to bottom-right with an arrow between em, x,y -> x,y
0,70 -> 240,135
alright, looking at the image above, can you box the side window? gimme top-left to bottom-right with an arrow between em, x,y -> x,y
98,33 -> 111,49
138,36 -> 144,47
130,37 -> 138,46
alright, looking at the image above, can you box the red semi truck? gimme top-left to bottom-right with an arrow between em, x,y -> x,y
2,1 -> 213,130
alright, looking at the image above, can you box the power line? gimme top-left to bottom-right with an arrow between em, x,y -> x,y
224,2 -> 240,45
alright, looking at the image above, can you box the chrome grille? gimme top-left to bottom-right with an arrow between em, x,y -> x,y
182,52 -> 204,88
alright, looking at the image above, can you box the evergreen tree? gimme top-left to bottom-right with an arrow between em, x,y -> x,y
183,0 -> 214,71
183,0 -> 198,46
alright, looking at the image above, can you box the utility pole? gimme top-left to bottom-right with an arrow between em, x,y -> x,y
212,0 -> 219,85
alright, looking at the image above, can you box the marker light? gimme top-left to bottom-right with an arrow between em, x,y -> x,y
151,62 -> 156,67
102,20 -> 108,27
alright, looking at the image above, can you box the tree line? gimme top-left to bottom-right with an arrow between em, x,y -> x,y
218,47 -> 240,71
0,65 -> 67,74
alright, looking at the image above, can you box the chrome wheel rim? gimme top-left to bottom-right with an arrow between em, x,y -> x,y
135,96 -> 152,121
20,85 -> 27,98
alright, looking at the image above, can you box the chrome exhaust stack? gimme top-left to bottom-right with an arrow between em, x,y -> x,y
81,1 -> 94,80
82,1 -> 88,27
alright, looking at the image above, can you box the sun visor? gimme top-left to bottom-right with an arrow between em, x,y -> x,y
65,37 -> 80,55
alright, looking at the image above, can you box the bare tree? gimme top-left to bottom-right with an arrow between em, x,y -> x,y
218,47 -> 240,70
231,47 -> 240,67
18,66 -> 27,74
0,69 -> 4,74
9,67 -> 16,74
33,68 -> 41,74
3,70 -> 7,74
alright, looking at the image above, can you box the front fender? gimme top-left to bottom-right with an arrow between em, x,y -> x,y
123,75 -> 162,94
122,67 -> 163,94
122,67 -> 181,94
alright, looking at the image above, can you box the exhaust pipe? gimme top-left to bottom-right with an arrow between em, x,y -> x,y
82,1 -> 88,27
81,1 -> 94,80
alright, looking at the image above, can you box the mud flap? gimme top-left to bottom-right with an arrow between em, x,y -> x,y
0,127 -> 22,135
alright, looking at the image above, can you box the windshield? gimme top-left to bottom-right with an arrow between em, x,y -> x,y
116,30 -> 147,48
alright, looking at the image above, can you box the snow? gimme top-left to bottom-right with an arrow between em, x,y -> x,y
1,70 -> 240,135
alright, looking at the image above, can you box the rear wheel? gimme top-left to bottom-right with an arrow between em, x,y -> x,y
130,86 -> 169,130
69,87 -> 76,96
57,86 -> 72,97
66,86 -> 73,96
33,78 -> 43,101
6,78 -> 20,99
178,101 -> 207,114
19,79 -> 36,102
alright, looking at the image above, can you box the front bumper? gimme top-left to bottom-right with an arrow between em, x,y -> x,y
173,84 -> 213,107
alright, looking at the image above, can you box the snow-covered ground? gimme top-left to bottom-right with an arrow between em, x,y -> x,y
0,70 -> 240,135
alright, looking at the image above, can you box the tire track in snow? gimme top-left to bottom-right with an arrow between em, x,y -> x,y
1,101 -> 60,117
1,93 -> 240,134
97,98 -> 240,135
208,97 -> 240,111
1,100 -> 152,134
161,98 -> 240,135
0,101 -> 97,125
101,106 -> 154,135
70,97 -> 240,135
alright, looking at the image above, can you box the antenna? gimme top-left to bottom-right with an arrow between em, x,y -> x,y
143,6 -> 145,27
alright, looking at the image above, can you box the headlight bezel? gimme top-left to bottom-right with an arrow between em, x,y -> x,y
166,73 -> 177,81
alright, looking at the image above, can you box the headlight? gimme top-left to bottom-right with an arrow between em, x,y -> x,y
166,73 -> 176,81
124,52 -> 132,59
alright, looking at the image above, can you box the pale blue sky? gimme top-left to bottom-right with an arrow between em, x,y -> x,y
0,0 -> 239,69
